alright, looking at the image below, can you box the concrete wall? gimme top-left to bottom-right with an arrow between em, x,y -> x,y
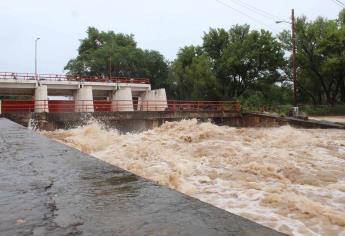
34,85 -> 49,113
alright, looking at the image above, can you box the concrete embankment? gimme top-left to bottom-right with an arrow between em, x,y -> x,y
0,118 -> 284,236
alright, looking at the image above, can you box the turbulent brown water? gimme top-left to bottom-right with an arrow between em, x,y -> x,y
41,119 -> 345,236
310,116 -> 345,123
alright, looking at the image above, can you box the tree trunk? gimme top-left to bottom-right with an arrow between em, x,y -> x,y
318,92 -> 322,105
340,81 -> 345,103
330,77 -> 341,106
339,73 -> 345,104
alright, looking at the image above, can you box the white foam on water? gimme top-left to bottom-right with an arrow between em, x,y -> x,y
310,116 -> 345,124
41,119 -> 345,236
28,118 -> 38,131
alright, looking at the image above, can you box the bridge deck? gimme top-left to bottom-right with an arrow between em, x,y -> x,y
0,72 -> 150,84
0,118 -> 284,235
0,79 -> 150,96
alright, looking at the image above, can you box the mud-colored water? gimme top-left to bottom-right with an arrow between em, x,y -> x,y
310,116 -> 345,123
41,119 -> 345,236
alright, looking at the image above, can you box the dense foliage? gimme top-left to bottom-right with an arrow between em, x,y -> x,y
168,25 -> 287,104
280,9 -> 345,105
65,27 -> 169,89
65,9 -> 345,108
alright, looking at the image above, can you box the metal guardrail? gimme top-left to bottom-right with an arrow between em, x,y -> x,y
1,100 -> 241,113
0,72 -> 150,84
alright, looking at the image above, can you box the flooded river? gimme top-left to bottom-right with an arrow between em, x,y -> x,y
310,116 -> 345,124
42,119 -> 345,236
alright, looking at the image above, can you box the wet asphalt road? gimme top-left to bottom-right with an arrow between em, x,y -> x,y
0,118 -> 285,236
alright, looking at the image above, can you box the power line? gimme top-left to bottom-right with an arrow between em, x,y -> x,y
331,0 -> 345,7
227,0 -> 287,22
214,0 -> 278,32
335,0 -> 345,7
331,0 -> 342,7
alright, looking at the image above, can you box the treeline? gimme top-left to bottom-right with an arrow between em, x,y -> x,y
65,9 -> 345,106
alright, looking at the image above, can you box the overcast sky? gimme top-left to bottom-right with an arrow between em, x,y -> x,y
0,0 -> 343,74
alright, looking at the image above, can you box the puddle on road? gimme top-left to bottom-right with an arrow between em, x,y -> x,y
106,174 -> 138,186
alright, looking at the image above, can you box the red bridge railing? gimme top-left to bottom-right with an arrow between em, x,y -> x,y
1,100 -> 241,113
0,72 -> 150,84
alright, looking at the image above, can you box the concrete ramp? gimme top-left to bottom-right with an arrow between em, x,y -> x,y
0,118 -> 284,235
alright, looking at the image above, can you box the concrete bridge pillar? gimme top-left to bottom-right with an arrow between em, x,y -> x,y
74,86 -> 94,112
111,87 -> 134,112
155,88 -> 168,111
34,85 -> 49,113
139,88 -> 168,111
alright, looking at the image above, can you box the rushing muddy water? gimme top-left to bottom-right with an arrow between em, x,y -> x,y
310,116 -> 345,124
41,119 -> 345,236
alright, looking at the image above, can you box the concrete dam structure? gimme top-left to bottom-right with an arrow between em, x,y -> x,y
1,72 -> 344,131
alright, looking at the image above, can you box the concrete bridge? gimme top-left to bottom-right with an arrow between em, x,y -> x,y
0,72 -> 167,113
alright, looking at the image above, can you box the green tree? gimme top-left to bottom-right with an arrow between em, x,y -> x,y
279,11 -> 345,105
169,25 -> 286,101
203,25 -> 286,99
168,46 -> 220,100
65,27 -> 168,89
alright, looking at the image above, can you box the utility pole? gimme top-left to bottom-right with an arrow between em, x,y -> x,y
109,53 -> 112,79
291,9 -> 297,107
109,40 -> 113,79
276,9 -> 298,108
35,37 -> 40,80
